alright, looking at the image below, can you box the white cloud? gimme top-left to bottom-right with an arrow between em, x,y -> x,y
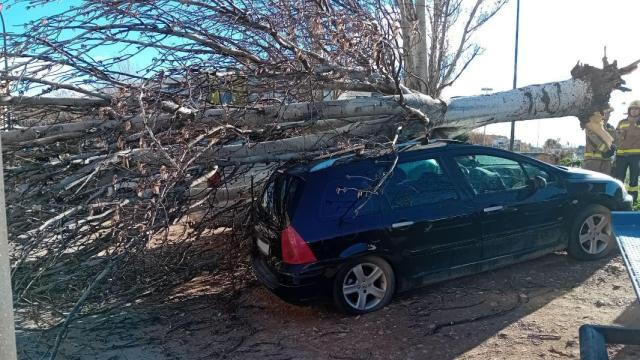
2,56 -> 90,98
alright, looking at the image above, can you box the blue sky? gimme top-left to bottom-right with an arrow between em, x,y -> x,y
3,1 -> 157,77
3,1 -> 76,29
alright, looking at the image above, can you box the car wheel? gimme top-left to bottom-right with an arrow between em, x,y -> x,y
567,204 -> 615,260
333,256 -> 395,315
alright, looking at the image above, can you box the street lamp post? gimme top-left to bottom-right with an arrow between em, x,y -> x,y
509,0 -> 520,151
481,87 -> 494,146
0,10 -> 7,75
0,8 -> 11,130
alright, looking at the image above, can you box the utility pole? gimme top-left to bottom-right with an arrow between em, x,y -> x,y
509,0 -> 520,151
0,140 -> 16,358
0,6 -> 16,356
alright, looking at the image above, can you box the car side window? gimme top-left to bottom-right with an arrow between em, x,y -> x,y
454,155 -> 528,195
522,162 -> 556,183
320,177 -> 380,218
384,158 -> 458,209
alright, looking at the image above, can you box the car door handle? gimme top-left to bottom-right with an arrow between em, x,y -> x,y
392,221 -> 414,229
483,205 -> 504,213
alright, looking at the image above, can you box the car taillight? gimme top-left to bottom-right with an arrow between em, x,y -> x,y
281,226 -> 317,265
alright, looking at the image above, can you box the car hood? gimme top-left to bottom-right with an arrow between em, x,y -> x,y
561,166 -> 614,180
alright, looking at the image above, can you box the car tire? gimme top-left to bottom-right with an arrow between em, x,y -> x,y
333,256 -> 396,315
567,204 -> 615,261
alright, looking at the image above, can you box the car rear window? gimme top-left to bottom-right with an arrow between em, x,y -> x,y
260,172 -> 303,225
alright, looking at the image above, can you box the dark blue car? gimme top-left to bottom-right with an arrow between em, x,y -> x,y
251,141 -> 633,314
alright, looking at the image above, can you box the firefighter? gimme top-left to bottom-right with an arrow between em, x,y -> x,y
615,100 -> 640,201
583,107 -> 616,175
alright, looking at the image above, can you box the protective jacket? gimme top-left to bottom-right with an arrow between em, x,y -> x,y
585,123 -> 616,160
616,117 -> 640,156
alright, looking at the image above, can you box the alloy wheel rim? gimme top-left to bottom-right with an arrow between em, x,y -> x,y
342,263 -> 387,311
579,214 -> 611,254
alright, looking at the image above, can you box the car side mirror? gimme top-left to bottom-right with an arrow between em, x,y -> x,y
532,175 -> 547,190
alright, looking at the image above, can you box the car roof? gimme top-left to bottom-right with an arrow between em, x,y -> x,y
287,140 -> 484,176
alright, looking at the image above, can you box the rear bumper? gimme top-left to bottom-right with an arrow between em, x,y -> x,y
251,253 -> 332,304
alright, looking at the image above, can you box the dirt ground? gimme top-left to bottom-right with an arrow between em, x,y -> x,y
16,251 -> 640,360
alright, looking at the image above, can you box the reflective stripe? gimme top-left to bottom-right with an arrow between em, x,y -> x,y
627,184 -> 639,192
616,149 -> 640,154
619,123 -> 630,128
597,143 -> 608,152
584,152 -> 604,159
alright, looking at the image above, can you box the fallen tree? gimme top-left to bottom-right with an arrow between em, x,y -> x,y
4,61 -> 635,325
1,0 -> 637,358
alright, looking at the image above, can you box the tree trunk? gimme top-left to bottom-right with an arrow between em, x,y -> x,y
433,78 -> 593,137
1,94 -> 442,146
0,96 -> 109,108
398,0 -> 429,94
0,72 -> 616,148
19,77 -> 599,167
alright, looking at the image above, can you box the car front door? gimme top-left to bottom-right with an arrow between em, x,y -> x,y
516,160 -> 568,249
450,152 -> 568,260
383,156 -> 481,278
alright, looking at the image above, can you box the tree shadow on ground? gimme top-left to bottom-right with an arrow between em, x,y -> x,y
230,251 -> 636,359
15,251 -> 632,359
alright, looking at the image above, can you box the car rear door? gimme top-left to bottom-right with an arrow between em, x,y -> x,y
449,152 -> 568,260
382,154 -> 481,278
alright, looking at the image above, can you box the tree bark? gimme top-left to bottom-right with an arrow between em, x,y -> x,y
433,78 -> 593,137
398,0 -> 429,94
0,94 -> 442,145
0,96 -> 109,108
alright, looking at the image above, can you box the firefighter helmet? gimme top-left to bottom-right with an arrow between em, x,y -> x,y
628,100 -> 640,110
